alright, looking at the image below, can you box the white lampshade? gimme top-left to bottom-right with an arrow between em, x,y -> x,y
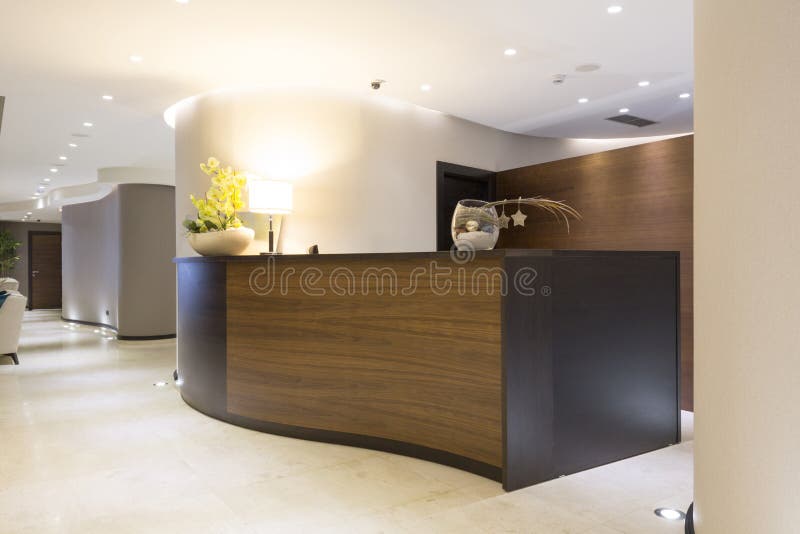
247,179 -> 293,214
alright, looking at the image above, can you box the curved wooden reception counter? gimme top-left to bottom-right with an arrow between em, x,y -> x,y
175,250 -> 680,491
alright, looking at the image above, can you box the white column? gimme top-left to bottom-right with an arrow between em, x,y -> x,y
694,1 -> 800,532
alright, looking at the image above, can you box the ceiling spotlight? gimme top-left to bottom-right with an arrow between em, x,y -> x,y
638,80 -> 651,87
43,178 -> 51,183
69,143 -> 78,148
607,5 -> 623,14
654,508 -> 686,521
578,98 -> 589,104
83,122 -> 93,127
26,212 -> 32,216
154,381 -> 168,387
102,95 -> 114,101
680,92 -> 691,99
37,186 -> 45,192
59,156 -> 67,160
420,84 -> 432,92
504,48 -> 517,56
176,0 -> 190,3
129,55 -> 143,63
619,107 -> 630,113
575,63 -> 601,73
49,168 -> 58,173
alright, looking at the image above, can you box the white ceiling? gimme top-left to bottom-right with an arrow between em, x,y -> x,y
0,0 -> 693,209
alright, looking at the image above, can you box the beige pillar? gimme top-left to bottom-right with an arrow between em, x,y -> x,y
694,1 -> 800,532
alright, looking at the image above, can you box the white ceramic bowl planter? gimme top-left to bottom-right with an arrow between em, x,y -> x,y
187,227 -> 254,256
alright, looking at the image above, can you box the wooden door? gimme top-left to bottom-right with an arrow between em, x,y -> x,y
29,232 -> 62,309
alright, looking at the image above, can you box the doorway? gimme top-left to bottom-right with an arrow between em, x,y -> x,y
28,231 -> 62,310
436,162 -> 496,251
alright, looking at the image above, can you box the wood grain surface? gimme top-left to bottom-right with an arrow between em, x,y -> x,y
496,135 -> 694,410
226,257 -> 504,467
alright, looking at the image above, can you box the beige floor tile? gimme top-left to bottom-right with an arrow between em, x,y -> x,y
1,310 -> 695,534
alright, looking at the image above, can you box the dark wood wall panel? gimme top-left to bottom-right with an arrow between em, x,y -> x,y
496,135 -> 694,410
226,257 -> 504,467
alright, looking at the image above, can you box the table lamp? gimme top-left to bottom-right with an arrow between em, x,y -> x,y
247,179 -> 293,254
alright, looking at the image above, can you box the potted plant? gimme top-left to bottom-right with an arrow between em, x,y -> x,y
0,230 -> 21,280
183,157 -> 255,256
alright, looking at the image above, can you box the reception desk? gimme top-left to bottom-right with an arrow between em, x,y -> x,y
175,250 -> 680,491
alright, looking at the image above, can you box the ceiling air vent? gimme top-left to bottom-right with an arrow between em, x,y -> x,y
606,114 -> 658,128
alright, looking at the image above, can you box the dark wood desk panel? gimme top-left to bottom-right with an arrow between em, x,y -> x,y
226,257 -> 504,467
175,250 -> 680,491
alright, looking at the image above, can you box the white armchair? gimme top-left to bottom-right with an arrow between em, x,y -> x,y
0,291 -> 27,365
0,278 -> 19,292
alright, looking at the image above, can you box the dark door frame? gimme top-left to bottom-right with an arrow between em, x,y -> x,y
27,230 -> 62,310
436,161 -> 496,251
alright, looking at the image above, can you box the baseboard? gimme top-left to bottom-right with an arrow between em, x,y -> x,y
60,317 -> 175,341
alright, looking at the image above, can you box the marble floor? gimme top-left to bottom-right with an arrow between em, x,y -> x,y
0,311 -> 693,534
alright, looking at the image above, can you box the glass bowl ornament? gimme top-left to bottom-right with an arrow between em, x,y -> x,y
451,200 -> 501,251
450,197 -> 583,251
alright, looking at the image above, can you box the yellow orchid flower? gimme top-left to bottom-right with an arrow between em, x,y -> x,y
185,157 -> 251,233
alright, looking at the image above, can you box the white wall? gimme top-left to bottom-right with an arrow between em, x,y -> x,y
694,1 -> 800,532
62,184 -> 176,338
174,88 -> 673,256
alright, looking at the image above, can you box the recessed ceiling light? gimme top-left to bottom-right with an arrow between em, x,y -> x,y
43,178 -> 51,183
420,84 -> 432,92
59,156 -> 67,161
83,122 -> 93,127
504,48 -> 517,56
638,80 -> 651,87
575,63 -> 601,73
176,0 -> 190,4
37,186 -> 46,192
26,212 -> 32,216
607,5 -> 623,14
154,381 -> 168,387
129,55 -> 143,63
619,107 -> 630,113
102,95 -> 114,101
654,508 -> 686,521
68,143 -> 78,148
679,92 -> 691,99
578,98 -> 589,104
49,168 -> 58,173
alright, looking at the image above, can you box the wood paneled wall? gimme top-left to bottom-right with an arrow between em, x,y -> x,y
496,135 -> 694,410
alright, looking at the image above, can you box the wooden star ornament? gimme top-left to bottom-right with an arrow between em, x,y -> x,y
511,198 -> 527,227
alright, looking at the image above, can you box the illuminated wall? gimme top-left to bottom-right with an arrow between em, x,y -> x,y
62,184 -> 176,338
173,88 -> 680,256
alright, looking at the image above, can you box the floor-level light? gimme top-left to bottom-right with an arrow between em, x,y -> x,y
654,508 -> 686,521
